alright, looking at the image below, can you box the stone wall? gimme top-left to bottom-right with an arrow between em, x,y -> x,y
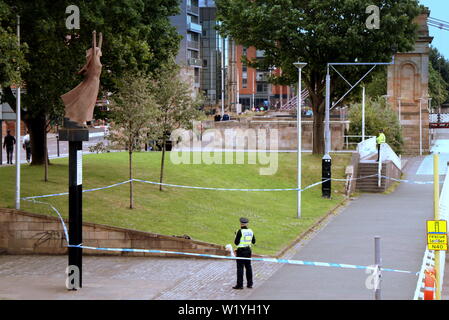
0,208 -> 228,257
177,118 -> 348,151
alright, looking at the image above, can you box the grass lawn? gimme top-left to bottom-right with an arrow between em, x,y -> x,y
0,151 -> 351,256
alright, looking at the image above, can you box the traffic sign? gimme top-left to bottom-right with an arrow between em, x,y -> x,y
427,220 -> 448,251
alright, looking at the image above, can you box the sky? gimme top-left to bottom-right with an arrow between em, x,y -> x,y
419,0 -> 449,58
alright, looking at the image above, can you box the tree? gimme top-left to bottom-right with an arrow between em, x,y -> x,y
107,73 -> 159,209
216,0 -> 422,154
348,96 -> 403,154
0,0 -> 28,87
0,0 -> 181,165
429,46 -> 449,107
149,65 -> 203,191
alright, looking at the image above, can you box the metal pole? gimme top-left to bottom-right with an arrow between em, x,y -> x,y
419,98 -> 423,156
398,99 -> 401,125
294,62 -> 306,218
362,86 -> 366,141
325,68 -> 331,155
252,68 -> 255,110
221,36 -> 225,117
15,15 -> 21,210
68,141 -> 83,288
434,153 -> 441,300
374,236 -> 382,300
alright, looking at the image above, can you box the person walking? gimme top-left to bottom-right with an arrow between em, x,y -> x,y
233,217 -> 256,289
23,131 -> 31,163
376,129 -> 386,162
3,130 -> 16,164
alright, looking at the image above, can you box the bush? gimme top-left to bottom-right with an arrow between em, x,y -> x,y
348,97 -> 403,154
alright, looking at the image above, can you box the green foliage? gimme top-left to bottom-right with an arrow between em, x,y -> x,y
149,65 -> 204,136
429,63 -> 449,108
429,46 -> 449,107
0,0 -> 28,87
364,66 -> 387,99
348,97 -> 403,154
108,73 -> 159,152
216,0 -> 421,153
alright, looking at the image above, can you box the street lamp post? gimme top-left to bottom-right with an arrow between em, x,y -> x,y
15,15 -> 21,210
294,62 -> 307,219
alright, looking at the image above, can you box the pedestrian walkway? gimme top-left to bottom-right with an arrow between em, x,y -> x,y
248,156 -> 434,300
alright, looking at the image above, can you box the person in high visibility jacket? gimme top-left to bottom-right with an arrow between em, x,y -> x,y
233,217 -> 256,289
376,129 -> 386,162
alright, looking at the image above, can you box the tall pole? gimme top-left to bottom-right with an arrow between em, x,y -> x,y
15,15 -> 21,210
434,153 -> 441,300
294,62 -> 306,219
419,98 -> 423,156
221,36 -> 225,117
398,99 -> 402,125
325,68 -> 331,155
374,236 -> 382,300
362,86 -> 366,141
252,68 -> 255,110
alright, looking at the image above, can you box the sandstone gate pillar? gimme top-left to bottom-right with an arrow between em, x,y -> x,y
387,9 -> 433,155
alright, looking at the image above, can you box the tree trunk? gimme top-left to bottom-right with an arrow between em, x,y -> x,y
312,110 -> 325,155
26,116 -> 47,165
159,138 -> 166,192
129,151 -> 133,209
44,132 -> 48,181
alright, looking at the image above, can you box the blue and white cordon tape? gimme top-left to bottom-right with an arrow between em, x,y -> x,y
66,244 -> 417,275
21,173 -> 432,277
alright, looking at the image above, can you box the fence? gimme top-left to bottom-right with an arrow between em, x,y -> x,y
414,165 -> 449,300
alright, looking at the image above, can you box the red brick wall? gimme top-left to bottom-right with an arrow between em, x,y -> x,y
1,120 -> 27,137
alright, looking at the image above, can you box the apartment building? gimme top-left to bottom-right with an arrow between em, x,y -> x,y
170,0 -> 202,91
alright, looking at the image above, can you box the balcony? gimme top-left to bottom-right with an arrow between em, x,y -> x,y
187,5 -> 199,15
187,40 -> 200,50
188,22 -> 202,34
189,57 -> 202,67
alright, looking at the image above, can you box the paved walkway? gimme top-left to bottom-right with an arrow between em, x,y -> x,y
248,156 -> 435,300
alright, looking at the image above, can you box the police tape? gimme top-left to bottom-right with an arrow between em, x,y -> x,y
67,244 -> 418,275
21,180 -> 132,200
24,198 -> 69,242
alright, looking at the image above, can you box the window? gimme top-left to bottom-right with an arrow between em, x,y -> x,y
203,59 -> 208,67
242,78 -> 247,88
242,47 -> 247,56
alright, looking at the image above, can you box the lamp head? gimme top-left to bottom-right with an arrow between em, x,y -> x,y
293,62 -> 307,69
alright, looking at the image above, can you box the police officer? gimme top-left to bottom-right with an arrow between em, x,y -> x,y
376,129 -> 386,162
233,217 -> 256,289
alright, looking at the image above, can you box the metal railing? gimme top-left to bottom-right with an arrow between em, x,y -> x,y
186,5 -> 199,15
344,135 -> 375,149
187,40 -> 199,50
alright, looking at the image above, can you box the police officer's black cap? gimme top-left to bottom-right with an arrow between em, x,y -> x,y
240,217 -> 249,224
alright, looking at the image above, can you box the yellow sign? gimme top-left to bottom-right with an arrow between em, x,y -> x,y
427,220 -> 448,251
427,220 -> 447,233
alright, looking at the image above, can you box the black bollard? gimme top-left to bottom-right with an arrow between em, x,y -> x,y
322,154 -> 332,198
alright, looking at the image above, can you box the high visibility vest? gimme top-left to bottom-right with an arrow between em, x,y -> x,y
376,133 -> 386,145
237,228 -> 254,248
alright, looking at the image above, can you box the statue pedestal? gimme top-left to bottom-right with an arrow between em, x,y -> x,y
58,127 -> 89,289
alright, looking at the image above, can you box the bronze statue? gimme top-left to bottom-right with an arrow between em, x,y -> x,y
61,31 -> 103,128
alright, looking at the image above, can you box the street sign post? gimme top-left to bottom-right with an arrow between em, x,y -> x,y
427,220 -> 448,251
